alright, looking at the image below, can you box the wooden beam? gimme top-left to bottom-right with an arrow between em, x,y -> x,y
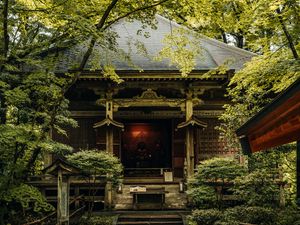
105,95 -> 113,209
105,97 -> 114,154
71,110 -> 224,119
249,117 -> 300,152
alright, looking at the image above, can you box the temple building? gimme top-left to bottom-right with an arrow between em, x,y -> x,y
40,15 -> 255,210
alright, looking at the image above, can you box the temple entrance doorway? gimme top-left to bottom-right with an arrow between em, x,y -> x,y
121,120 -> 172,176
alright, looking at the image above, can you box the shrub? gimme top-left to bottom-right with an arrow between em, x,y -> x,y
190,209 -> 222,225
1,184 -> 54,224
67,150 -> 123,214
275,207 -> 300,225
222,206 -> 276,225
77,216 -> 116,225
214,221 -> 239,225
193,158 -> 246,183
188,157 -> 246,208
187,185 -> 217,208
233,170 -> 280,206
67,150 -> 123,186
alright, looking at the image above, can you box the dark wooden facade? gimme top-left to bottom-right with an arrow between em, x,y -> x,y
52,71 -> 237,178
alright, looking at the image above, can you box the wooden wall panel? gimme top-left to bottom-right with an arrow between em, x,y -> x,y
95,126 -> 106,150
172,119 -> 185,177
52,117 -> 97,151
196,118 -> 237,161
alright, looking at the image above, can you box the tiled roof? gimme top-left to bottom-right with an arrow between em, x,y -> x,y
56,15 -> 255,72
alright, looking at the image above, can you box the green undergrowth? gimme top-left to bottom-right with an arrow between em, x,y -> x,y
73,215 -> 117,225
188,206 -> 300,225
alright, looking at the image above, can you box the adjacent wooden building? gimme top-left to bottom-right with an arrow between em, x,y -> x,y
236,78 -> 300,205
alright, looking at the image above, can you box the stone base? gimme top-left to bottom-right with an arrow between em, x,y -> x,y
114,181 -> 187,210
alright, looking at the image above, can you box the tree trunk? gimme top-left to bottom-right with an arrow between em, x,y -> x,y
2,0 -> 9,59
235,34 -> 244,49
276,9 -> 299,59
221,31 -> 228,44
0,0 -> 9,124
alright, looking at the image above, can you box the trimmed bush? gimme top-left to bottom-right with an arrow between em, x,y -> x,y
188,157 -> 246,209
190,209 -> 222,225
223,206 -> 276,225
233,170 -> 280,207
77,216 -> 116,225
275,207 -> 300,225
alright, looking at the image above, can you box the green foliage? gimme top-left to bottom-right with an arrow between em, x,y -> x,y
168,0 -> 299,54
188,157 -> 246,208
222,206 -> 276,225
189,206 -> 300,225
218,54 -> 300,151
188,152 -> 299,224
244,147 -> 297,206
0,184 -> 54,225
76,215 -> 116,225
187,185 -> 217,208
233,169 -> 280,206
275,207 -> 300,225
155,28 -> 203,77
1,184 -> 54,213
67,150 -> 123,186
281,149 -> 297,205
189,209 -> 222,225
193,157 -> 246,183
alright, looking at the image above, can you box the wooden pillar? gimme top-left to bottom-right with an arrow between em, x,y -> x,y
297,140 -> 300,206
185,92 -> 194,178
186,128 -> 194,178
105,180 -> 113,210
105,97 -> 113,209
57,169 -> 70,225
106,99 -> 114,154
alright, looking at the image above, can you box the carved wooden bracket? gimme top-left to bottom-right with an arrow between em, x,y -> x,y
96,89 -> 186,109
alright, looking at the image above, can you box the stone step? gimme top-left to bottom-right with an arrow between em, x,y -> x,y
118,215 -> 182,221
123,177 -> 182,185
117,222 -> 183,225
117,213 -> 184,225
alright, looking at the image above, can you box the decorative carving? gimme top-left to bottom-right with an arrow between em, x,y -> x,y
114,98 -> 184,108
96,89 -> 185,108
134,89 -> 164,99
192,98 -> 203,106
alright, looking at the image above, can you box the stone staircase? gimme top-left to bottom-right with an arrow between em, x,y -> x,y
116,212 -> 184,225
114,177 -> 187,210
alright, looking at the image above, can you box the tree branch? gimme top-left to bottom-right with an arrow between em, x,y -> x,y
276,8 -> 299,59
102,0 -> 169,31
78,0 -> 119,71
2,0 -> 9,59
96,0 -> 119,29
0,0 -> 9,125
220,29 -> 228,44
